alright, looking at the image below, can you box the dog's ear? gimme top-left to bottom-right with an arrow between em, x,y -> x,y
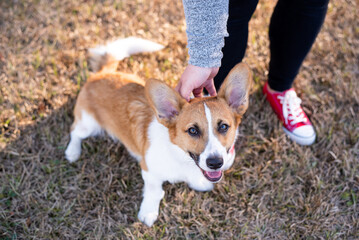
145,79 -> 187,126
218,63 -> 252,122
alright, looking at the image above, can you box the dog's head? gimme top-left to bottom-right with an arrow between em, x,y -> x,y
145,63 -> 251,182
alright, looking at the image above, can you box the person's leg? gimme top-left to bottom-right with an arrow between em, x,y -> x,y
264,0 -> 329,145
214,0 -> 259,90
268,0 -> 329,91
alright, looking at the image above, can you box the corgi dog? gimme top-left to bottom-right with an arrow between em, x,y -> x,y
65,37 -> 252,226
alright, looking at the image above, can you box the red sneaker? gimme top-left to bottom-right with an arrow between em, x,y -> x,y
263,82 -> 316,145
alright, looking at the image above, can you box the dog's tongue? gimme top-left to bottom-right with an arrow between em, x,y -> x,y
206,170 -> 222,178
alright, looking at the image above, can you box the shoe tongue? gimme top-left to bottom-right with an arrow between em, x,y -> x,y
206,170 -> 221,178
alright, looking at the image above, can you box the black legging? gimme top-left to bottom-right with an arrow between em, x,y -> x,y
214,0 -> 329,92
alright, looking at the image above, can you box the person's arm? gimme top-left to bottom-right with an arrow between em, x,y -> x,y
176,0 -> 229,100
183,0 -> 229,67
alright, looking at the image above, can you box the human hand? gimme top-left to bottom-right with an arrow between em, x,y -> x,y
175,64 -> 219,101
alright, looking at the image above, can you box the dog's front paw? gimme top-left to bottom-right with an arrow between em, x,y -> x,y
138,210 -> 158,227
65,144 -> 81,163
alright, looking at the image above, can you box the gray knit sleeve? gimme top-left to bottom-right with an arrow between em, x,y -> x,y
182,0 -> 229,68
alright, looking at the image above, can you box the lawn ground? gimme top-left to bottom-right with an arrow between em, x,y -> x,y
0,0 -> 358,239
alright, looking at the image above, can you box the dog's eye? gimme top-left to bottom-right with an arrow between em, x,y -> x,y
218,123 -> 229,133
187,127 -> 199,137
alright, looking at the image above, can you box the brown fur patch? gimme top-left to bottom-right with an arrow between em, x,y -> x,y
168,100 -> 209,156
203,99 -> 238,150
74,72 -> 152,171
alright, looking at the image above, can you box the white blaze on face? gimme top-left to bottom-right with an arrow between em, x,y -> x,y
198,103 -> 229,172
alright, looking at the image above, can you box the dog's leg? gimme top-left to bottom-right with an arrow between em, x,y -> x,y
138,171 -> 164,227
65,130 -> 82,163
65,111 -> 101,162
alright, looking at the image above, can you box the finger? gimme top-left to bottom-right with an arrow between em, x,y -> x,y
204,79 -> 217,97
181,90 -> 191,102
193,87 -> 203,98
175,81 -> 190,101
178,84 -> 191,102
175,81 -> 181,93
179,78 -> 197,102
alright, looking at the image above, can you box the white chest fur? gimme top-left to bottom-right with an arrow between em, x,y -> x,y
145,117 -> 212,187
138,117 -> 215,226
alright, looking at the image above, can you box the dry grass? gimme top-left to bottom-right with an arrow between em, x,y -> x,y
0,0 -> 358,239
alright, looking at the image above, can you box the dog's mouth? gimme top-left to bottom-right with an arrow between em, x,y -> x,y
200,169 -> 223,182
189,152 -> 223,182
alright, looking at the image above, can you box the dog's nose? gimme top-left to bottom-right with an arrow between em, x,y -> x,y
206,156 -> 223,169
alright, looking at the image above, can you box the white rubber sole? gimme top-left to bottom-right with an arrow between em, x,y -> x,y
283,127 -> 316,146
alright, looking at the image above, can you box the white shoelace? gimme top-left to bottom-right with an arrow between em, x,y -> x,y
277,90 -> 306,125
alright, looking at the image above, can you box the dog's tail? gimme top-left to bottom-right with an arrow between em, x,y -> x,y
88,37 -> 164,73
